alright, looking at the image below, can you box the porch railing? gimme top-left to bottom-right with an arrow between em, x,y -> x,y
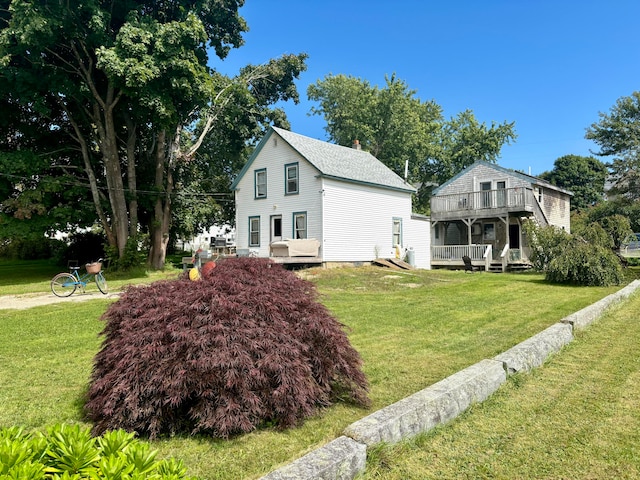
431,244 -> 490,261
431,187 -> 534,214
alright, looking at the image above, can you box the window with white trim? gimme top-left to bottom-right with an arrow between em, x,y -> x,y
285,163 -> 299,195
293,212 -> 307,239
249,216 -> 260,246
392,218 -> 403,246
255,169 -> 267,199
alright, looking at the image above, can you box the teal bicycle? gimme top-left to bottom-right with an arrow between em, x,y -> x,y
51,259 -> 108,297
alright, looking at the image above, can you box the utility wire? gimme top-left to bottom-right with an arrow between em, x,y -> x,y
0,171 -> 234,200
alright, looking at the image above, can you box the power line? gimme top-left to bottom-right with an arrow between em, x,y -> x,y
0,171 -> 234,200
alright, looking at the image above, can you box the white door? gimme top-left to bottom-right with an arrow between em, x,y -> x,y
270,215 -> 283,243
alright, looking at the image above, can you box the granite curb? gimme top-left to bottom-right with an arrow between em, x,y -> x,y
260,280 -> 640,479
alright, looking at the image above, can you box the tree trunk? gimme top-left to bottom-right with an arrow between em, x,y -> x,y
124,115 -> 139,238
148,130 -> 173,269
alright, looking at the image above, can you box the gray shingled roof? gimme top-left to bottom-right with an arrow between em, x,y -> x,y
272,127 -> 415,193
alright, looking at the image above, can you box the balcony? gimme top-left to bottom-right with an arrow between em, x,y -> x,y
430,187 -> 536,221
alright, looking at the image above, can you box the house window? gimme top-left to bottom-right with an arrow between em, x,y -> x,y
537,187 -> 543,203
497,181 -> 506,207
293,212 -> 307,239
480,181 -> 492,208
392,218 -> 403,246
483,223 -> 495,241
249,216 -> 260,247
285,163 -> 299,195
255,169 -> 267,199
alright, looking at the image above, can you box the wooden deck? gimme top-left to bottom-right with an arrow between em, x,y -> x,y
269,256 -> 323,266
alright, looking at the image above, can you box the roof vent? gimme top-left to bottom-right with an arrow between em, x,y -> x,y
352,139 -> 361,150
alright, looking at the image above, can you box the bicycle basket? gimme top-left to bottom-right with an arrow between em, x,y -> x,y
86,262 -> 102,274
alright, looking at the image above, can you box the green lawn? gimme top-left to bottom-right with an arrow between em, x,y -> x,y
363,292 -> 640,479
0,263 -> 638,479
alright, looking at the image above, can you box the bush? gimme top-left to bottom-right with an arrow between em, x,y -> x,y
522,220 -> 571,271
86,257 -> 370,438
0,424 -> 195,479
0,236 -> 62,260
546,240 -> 624,286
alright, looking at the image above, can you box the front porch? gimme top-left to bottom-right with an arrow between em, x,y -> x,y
431,244 -> 531,272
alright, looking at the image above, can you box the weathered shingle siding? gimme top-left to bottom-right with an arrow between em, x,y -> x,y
322,178 -> 413,262
541,187 -> 571,232
436,163 -> 529,196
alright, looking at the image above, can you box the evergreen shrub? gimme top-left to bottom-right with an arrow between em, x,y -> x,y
86,257 -> 370,438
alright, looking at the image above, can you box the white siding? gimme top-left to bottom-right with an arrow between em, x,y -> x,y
235,136 -> 323,257
321,178 -> 413,262
405,215 -> 431,269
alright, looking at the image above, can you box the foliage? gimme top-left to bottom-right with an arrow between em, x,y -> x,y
586,91 -> 640,200
539,154 -> 608,210
524,218 -> 626,286
595,214 -> 633,250
522,220 -> 571,272
578,196 -> 640,233
0,424 -> 195,479
307,73 -> 516,211
546,239 -> 624,286
0,235 -> 63,260
86,258 -> 370,438
0,1 -> 307,268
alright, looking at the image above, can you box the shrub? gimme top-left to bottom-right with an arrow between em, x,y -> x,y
522,220 -> 571,271
546,239 -> 624,286
0,424 -> 194,479
86,257 -> 370,438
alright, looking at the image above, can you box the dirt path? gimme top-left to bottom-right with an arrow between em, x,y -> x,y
0,291 -> 121,310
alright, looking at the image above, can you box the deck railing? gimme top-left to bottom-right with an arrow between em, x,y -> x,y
431,187 -> 534,214
431,244 -> 490,261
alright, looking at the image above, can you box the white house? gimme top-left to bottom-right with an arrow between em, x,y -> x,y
231,127 -> 431,268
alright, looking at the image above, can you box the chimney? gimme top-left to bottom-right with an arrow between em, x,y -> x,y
352,139 -> 361,150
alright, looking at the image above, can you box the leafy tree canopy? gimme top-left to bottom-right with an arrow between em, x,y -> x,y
539,155 -> 607,210
586,91 -> 640,200
307,74 -> 516,212
0,0 -> 307,267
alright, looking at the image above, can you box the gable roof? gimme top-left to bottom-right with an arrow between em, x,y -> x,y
431,160 -> 573,196
231,126 -> 415,193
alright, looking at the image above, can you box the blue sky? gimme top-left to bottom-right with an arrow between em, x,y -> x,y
215,1 -> 640,176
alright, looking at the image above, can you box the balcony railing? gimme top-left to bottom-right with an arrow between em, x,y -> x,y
431,187 -> 534,215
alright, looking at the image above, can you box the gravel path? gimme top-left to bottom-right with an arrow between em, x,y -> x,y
0,291 -> 120,310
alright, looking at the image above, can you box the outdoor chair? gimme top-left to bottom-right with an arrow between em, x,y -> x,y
462,255 -> 477,273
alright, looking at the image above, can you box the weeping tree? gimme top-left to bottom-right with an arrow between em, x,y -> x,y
0,1 -> 307,268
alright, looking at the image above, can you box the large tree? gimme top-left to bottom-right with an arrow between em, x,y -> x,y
539,155 -> 608,210
307,74 -> 516,212
0,1 -> 307,268
586,91 -> 640,200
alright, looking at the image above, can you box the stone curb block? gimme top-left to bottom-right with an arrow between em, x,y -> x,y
493,322 -> 573,374
259,436 -> 366,480
343,359 -> 506,447
562,279 -> 640,330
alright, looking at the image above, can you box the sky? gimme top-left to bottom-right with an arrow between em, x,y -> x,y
215,0 -> 640,176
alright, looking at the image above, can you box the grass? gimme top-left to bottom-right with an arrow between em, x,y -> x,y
1,262 -> 639,479
0,258 -> 181,296
363,292 -> 640,479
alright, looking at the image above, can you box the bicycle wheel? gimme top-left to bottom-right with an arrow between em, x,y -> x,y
95,272 -> 108,294
51,273 -> 77,297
